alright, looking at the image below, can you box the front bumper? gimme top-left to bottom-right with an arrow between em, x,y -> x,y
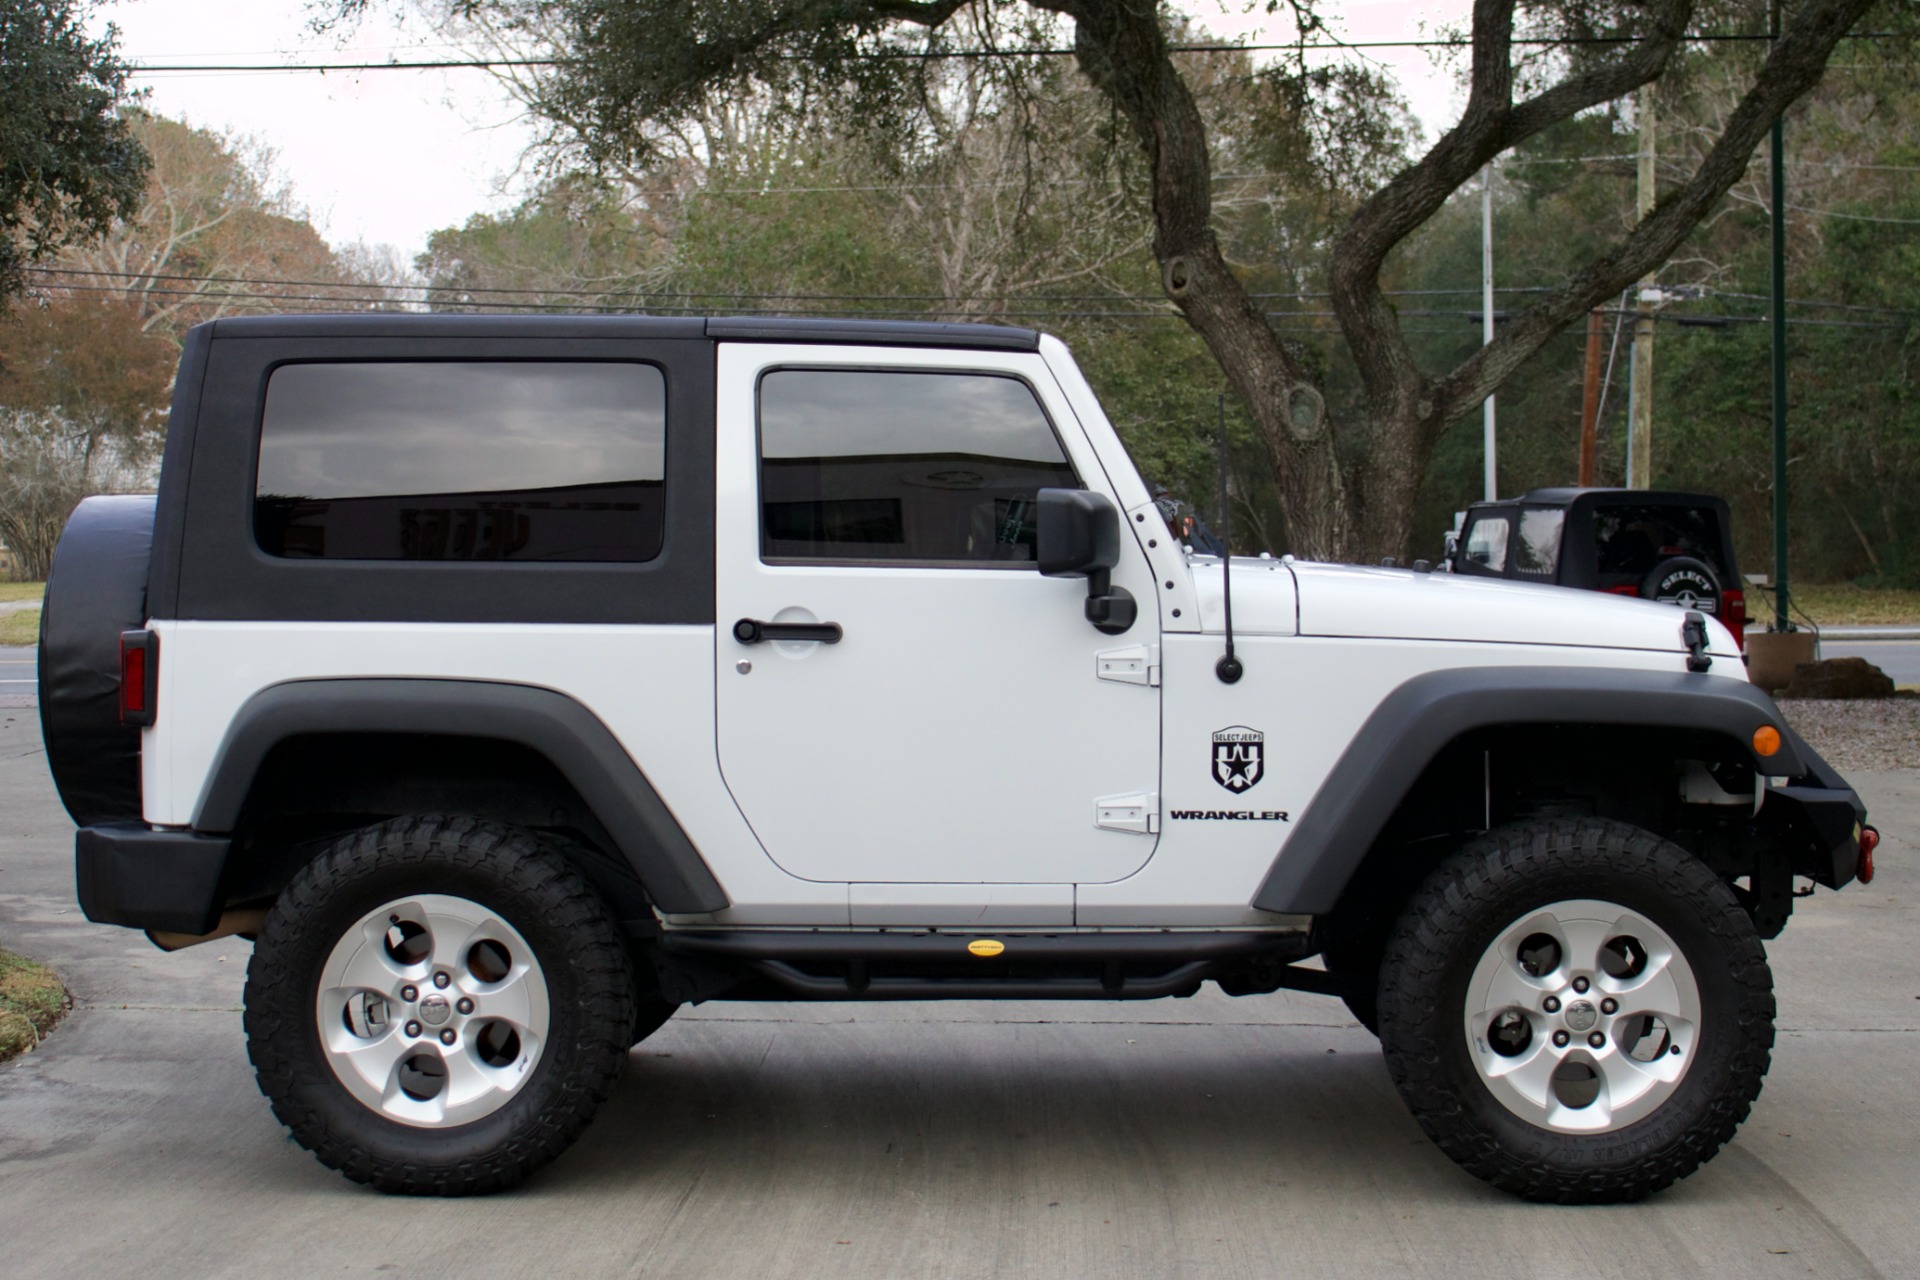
1766,726 -> 1870,889
75,824 -> 232,935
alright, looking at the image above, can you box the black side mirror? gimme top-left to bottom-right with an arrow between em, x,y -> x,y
1036,488 -> 1136,635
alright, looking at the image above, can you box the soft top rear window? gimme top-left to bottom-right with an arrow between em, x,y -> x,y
1593,505 -> 1728,579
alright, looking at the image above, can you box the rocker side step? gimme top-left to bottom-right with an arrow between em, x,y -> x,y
655,929 -> 1316,1002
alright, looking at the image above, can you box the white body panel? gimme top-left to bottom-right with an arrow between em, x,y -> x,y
1291,561 -> 1741,656
1075,633 -> 1743,925
710,342 -> 1163,887
142,621 -> 852,925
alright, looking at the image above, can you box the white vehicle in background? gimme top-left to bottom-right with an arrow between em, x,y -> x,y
38,314 -> 1873,1202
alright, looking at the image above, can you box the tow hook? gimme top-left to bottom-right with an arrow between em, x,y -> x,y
1859,825 -> 1880,885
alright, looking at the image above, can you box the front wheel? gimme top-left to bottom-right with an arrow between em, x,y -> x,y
245,816 -> 635,1194
1378,819 -> 1774,1203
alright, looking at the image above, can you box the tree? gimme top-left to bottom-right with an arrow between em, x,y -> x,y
0,0 -> 146,308
0,294 -> 172,579
369,0 -> 1886,561
51,113 -> 350,331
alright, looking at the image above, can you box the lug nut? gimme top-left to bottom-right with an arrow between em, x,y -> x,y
405,1020 -> 422,1037
1589,1032 -> 1606,1049
1543,996 -> 1561,1013
1552,1030 -> 1570,1047
440,1029 -> 456,1045
1572,976 -> 1590,994
1601,998 -> 1618,1015
456,997 -> 474,1015
401,985 -> 418,1002
433,972 -> 451,989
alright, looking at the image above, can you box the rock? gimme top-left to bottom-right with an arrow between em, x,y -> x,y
1777,656 -> 1896,700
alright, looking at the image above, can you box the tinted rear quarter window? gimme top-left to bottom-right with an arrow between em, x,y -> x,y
757,369 -> 1078,563
255,361 -> 667,561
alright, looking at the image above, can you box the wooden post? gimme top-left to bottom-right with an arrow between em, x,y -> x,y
1578,309 -> 1604,486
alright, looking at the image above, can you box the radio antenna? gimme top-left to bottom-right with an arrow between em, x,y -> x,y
1215,391 -> 1243,684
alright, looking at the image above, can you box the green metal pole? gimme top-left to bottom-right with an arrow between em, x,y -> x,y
1770,0 -> 1791,630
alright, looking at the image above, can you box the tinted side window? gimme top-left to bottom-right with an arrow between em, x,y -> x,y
1463,515 -> 1510,572
758,369 -> 1078,563
255,362 -> 666,561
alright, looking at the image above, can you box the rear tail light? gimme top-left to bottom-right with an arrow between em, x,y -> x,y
1723,589 -> 1747,650
1859,826 -> 1879,885
119,630 -> 157,727
1603,584 -> 1641,598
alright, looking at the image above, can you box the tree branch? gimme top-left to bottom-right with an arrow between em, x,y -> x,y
1430,0 -> 1880,424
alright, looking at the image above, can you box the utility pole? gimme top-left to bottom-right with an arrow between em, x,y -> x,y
1481,161 -> 1497,501
1769,0 -> 1792,629
1578,309 -> 1604,486
1627,84 -> 1657,489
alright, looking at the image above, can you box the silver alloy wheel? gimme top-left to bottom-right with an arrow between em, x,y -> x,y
316,894 -> 551,1128
1463,898 -> 1701,1133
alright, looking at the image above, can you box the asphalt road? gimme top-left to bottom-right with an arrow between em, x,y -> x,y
0,646 -> 33,710
2,716 -> 1917,1278
1823,641 -> 1920,687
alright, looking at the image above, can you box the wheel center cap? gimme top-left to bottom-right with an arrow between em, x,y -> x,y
1564,1000 -> 1598,1032
419,995 -> 452,1026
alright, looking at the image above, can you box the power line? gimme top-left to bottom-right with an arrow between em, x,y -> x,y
122,31 -> 1908,75
22,278 -> 1908,331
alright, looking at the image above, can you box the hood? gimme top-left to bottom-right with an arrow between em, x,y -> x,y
1188,557 -> 1739,657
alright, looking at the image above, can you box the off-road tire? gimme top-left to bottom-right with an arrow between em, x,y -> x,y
245,815 -> 635,1195
1377,818 -> 1773,1204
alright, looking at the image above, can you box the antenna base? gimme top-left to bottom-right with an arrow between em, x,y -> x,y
1215,654 -> 1244,684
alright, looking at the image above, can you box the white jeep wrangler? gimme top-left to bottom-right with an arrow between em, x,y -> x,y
38,314 -> 1873,1202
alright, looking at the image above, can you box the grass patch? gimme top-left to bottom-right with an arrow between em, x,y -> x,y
0,948 -> 69,1063
0,608 -> 39,647
0,582 -> 45,604
1751,584 -> 1920,627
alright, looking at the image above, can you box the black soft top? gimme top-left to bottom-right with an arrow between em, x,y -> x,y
204,312 -> 1042,352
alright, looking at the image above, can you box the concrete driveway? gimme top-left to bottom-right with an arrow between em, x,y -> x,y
2,712 -> 1915,1278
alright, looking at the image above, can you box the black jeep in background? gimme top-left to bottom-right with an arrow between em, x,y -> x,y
1448,488 -> 1747,643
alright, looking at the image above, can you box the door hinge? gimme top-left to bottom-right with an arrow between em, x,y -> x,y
1095,791 -> 1159,835
1095,644 -> 1160,687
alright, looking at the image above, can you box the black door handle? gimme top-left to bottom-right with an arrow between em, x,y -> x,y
733,618 -> 844,645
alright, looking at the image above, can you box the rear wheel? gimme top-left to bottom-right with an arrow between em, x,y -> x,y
1378,819 -> 1773,1203
245,816 -> 634,1195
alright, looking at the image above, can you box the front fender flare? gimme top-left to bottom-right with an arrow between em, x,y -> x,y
1251,666 -> 1804,915
192,677 -> 729,914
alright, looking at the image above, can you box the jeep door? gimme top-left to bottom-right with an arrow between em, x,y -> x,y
712,342 -> 1163,890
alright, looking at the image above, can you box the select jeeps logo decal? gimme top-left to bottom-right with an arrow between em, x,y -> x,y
1211,725 -> 1264,794
1653,566 -> 1718,612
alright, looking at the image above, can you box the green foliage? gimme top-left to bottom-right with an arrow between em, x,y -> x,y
0,0 -> 147,306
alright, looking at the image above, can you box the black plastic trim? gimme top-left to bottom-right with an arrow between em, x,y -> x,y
659,929 -> 1293,964
193,678 -> 729,914
1252,666 -> 1811,915
76,823 -> 232,935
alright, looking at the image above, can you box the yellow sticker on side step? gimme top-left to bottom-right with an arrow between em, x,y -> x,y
967,939 -> 1006,957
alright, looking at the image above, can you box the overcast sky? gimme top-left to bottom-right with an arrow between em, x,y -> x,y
95,0 -> 1476,266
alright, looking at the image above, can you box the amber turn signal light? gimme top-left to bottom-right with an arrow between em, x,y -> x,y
1751,725 -> 1782,758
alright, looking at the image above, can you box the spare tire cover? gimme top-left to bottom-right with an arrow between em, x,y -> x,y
39,495 -> 156,826
1641,555 -> 1721,614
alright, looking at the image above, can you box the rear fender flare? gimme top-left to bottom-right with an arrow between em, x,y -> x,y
192,677 -> 729,914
